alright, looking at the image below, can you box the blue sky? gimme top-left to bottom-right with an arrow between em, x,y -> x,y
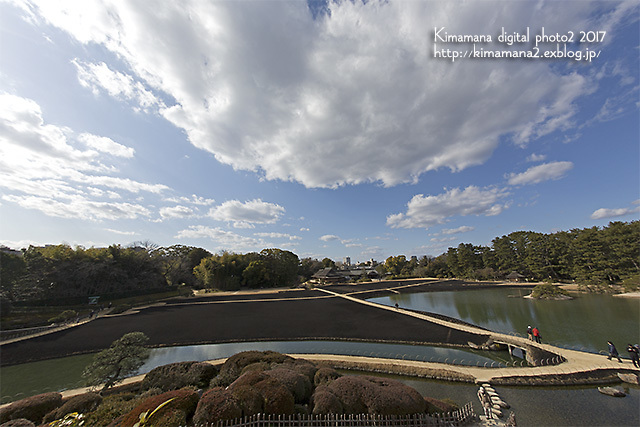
1,0 -> 638,263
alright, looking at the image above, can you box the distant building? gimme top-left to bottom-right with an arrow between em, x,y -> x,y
0,246 -> 23,257
506,271 -> 525,282
344,257 -> 351,266
312,268 -> 345,284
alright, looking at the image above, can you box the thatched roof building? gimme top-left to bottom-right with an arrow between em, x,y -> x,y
506,271 -> 525,282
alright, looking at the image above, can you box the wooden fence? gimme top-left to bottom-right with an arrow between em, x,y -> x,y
210,402 -> 475,426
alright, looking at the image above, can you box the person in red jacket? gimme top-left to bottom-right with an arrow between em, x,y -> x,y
532,327 -> 542,343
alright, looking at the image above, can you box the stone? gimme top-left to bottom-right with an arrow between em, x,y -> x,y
597,387 -> 626,397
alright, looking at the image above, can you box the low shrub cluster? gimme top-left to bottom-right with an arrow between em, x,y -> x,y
1,351 -> 461,426
0,392 -> 61,425
141,361 -> 218,392
530,283 -> 572,299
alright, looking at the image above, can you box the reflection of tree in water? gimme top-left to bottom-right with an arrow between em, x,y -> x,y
384,289 -> 639,354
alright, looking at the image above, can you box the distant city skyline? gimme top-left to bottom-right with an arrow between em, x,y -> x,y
1,0 -> 638,262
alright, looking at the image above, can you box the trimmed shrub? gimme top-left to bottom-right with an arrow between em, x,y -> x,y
240,361 -> 270,375
0,392 -> 62,425
141,361 -> 218,392
266,368 -> 312,403
276,360 -> 318,383
424,397 -> 457,414
325,375 -> 426,416
311,385 -> 344,415
83,393 -> 140,427
314,367 -> 341,386
230,386 -> 264,416
229,371 -> 295,415
119,388 -> 199,427
220,351 -> 294,378
193,387 -> 242,426
255,377 -> 295,415
324,376 -> 367,414
362,377 -> 426,415
43,392 -> 102,423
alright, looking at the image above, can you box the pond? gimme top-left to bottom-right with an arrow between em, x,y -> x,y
369,287 -> 640,355
1,287 -> 638,426
0,340 -> 511,404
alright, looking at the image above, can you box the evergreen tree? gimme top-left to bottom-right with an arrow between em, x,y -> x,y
82,332 -> 150,390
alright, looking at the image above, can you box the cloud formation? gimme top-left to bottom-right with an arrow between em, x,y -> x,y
387,186 -> 509,230
254,232 -> 301,241
209,199 -> 285,228
175,225 -> 267,250
440,225 -> 475,235
591,201 -> 640,220
73,60 -> 163,112
0,93 -> 166,220
160,205 -> 195,220
17,0 -> 632,188
507,161 -> 574,186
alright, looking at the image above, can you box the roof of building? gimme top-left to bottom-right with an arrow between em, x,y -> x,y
506,271 -> 525,279
312,268 -> 344,279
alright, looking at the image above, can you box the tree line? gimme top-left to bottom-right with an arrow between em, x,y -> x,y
0,244 -> 325,304
383,221 -> 638,287
0,221 -> 637,304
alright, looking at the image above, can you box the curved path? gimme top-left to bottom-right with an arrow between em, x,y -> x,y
314,286 -> 639,384
0,281 -> 489,366
2,279 -> 637,386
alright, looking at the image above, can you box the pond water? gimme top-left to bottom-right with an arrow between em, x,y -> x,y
0,340 -> 509,404
2,288 -> 639,426
394,374 -> 640,427
369,287 -> 640,355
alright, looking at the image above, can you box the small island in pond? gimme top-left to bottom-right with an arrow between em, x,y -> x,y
526,283 -> 573,300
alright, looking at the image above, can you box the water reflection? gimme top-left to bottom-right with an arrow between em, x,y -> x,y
371,288 -> 640,355
140,340 -> 507,372
1,340 -> 511,404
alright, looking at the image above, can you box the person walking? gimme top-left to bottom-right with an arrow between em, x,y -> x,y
607,341 -> 622,362
532,326 -> 542,343
527,325 -> 533,340
627,343 -> 639,368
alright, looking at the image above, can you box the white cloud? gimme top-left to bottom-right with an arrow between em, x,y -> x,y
430,237 -> 457,243
105,228 -> 138,236
18,0 -> 632,188
254,232 -> 301,241
3,194 -> 150,221
175,225 -> 267,251
209,199 -> 285,227
159,205 -> 195,219
72,60 -> 163,112
319,234 -> 341,242
527,153 -> 547,163
0,93 -> 169,220
345,242 -> 363,248
78,133 -> 135,158
164,194 -> 215,206
507,161 -> 574,186
440,225 -> 475,235
591,204 -> 640,220
387,186 -> 509,230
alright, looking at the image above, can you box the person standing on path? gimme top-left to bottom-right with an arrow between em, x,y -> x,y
627,343 -> 639,368
527,325 -> 533,340
532,326 -> 541,343
607,341 -> 622,362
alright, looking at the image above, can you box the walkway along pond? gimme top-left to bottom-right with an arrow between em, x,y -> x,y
1,279 -> 638,425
